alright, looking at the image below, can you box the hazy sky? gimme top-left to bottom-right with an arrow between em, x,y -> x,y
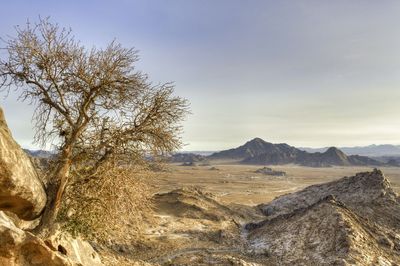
1,0 -> 400,150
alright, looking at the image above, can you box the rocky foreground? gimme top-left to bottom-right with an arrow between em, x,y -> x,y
247,169 -> 400,265
0,107 -> 103,266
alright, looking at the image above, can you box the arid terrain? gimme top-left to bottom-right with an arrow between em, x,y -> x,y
151,163 -> 400,205
2,4 -> 400,266
111,164 -> 400,265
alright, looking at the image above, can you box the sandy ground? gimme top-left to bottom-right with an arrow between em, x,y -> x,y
150,164 -> 400,206
119,164 -> 400,265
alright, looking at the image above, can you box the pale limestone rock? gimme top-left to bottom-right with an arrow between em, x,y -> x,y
0,107 -> 46,220
0,211 -> 73,266
48,229 -> 104,266
0,211 -> 104,266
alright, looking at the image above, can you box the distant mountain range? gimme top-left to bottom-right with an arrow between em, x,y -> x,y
26,141 -> 400,167
299,144 -> 400,157
23,149 -> 56,159
208,138 -> 384,167
169,153 -> 207,163
176,151 -> 215,156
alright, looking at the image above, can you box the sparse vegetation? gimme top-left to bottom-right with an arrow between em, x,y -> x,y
0,18 -> 189,235
58,162 -> 153,242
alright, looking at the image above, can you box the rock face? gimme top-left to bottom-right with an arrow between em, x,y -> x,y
208,138 -> 383,167
0,108 -> 46,220
0,108 -> 103,265
0,211 -> 73,266
48,230 -> 103,266
257,169 -> 397,217
0,211 -> 104,266
246,169 -> 400,265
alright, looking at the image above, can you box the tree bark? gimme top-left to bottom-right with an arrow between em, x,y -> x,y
34,151 -> 72,237
34,125 -> 86,237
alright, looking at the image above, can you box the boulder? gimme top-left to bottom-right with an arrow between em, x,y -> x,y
0,211 -> 104,266
0,211 -> 72,266
47,229 -> 103,266
0,108 -> 46,220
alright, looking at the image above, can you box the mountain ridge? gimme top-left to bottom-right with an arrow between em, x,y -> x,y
300,144 -> 400,157
208,138 -> 384,167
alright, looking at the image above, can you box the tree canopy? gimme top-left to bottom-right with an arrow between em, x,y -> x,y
0,18 -> 189,234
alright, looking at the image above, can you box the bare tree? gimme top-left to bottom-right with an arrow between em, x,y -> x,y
0,18 -> 189,235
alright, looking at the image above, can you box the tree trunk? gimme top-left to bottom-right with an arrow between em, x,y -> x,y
33,125 -> 85,237
34,154 -> 72,237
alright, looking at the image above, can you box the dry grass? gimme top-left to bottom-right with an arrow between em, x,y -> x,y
59,163 -> 154,243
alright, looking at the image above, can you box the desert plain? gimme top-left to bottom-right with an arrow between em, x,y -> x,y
151,163 -> 400,205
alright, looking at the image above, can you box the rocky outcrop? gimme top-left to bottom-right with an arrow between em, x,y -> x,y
0,211 -> 73,266
47,229 -> 103,266
247,196 -> 400,265
257,169 -> 398,217
0,107 -> 104,265
255,167 -> 286,176
246,169 -> 400,265
0,108 -> 46,220
0,211 -> 104,266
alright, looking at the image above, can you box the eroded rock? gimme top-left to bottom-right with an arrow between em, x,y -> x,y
47,229 -> 103,266
258,168 -> 398,218
247,170 -> 400,265
0,211 -> 104,266
0,108 -> 46,220
248,196 -> 400,265
0,211 -> 73,266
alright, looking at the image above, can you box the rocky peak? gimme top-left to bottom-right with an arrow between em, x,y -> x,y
248,137 -> 264,143
325,146 -> 345,156
243,138 -> 271,153
258,169 -> 398,218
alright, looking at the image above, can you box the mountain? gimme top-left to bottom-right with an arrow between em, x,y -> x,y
295,147 -> 351,167
300,144 -> 400,157
176,151 -> 216,156
208,138 -> 383,167
208,137 -> 301,162
23,149 -> 56,158
169,153 -> 207,163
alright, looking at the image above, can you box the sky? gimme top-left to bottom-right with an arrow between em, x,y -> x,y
0,0 -> 400,151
